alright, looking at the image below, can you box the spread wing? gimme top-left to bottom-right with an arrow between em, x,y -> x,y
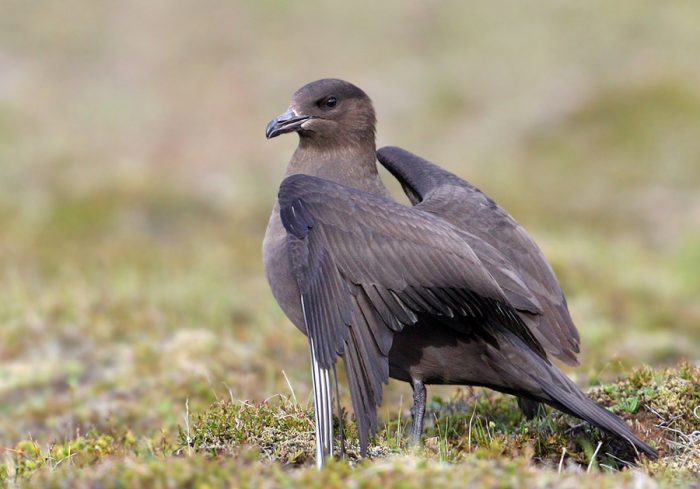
278,173 -> 548,462
377,146 -> 580,365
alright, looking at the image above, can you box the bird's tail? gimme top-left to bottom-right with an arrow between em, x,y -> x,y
486,329 -> 658,459
538,369 -> 658,459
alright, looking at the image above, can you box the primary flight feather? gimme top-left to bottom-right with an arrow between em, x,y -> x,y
262,78 -> 657,467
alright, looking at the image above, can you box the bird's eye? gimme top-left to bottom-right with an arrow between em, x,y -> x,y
319,96 -> 337,109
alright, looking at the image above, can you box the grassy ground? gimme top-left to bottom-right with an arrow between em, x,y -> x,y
1,1 -> 699,487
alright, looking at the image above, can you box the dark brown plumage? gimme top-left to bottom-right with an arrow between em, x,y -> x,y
263,79 -> 657,467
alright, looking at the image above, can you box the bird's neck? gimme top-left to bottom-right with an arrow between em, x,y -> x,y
285,140 -> 389,198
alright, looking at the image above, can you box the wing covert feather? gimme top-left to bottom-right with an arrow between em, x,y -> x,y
377,146 -> 580,365
278,173 -> 547,453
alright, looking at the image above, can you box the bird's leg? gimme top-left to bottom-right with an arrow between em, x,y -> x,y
517,397 -> 542,420
332,364 -> 346,458
409,378 -> 427,446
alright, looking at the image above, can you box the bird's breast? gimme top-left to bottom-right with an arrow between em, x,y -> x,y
263,206 -> 305,331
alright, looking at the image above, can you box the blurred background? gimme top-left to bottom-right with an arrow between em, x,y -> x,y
0,0 -> 699,448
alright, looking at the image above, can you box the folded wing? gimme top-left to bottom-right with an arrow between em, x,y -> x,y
278,173 -> 548,457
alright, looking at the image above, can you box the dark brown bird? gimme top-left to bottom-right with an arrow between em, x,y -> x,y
263,78 -> 657,467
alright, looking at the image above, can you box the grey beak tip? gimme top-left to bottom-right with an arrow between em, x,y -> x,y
265,119 -> 280,139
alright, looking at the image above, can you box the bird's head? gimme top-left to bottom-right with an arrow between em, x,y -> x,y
266,79 -> 376,150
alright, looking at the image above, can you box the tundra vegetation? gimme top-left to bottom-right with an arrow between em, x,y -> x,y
0,1 -> 699,487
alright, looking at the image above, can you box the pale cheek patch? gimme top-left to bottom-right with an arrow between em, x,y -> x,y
301,118 -> 320,130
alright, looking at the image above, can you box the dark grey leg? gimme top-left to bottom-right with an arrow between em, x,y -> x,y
409,378 -> 427,445
517,396 -> 542,419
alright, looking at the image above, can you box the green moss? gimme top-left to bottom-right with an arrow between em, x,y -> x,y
180,397 -> 317,466
1,366 -> 699,487
590,363 -> 700,433
182,397 -> 391,466
9,453 -> 662,489
414,388 -> 638,470
1,430 -> 140,483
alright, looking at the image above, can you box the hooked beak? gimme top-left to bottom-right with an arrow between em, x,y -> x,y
265,108 -> 312,139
